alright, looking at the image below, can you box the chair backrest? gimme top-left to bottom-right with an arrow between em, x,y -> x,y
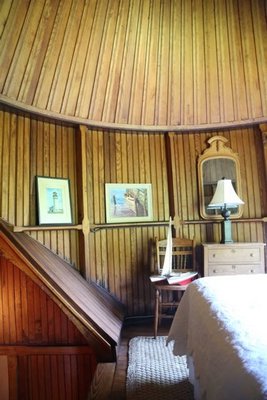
155,236 -> 196,275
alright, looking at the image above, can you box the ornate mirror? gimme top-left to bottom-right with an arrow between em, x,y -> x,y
198,136 -> 243,219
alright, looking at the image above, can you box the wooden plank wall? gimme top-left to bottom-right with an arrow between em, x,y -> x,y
0,349 -> 96,400
169,129 -> 267,244
0,106 -> 80,268
0,254 -> 89,345
85,129 -> 170,316
0,253 -> 97,399
85,126 -> 267,315
0,0 -> 266,128
0,105 -> 266,316
260,124 -> 267,244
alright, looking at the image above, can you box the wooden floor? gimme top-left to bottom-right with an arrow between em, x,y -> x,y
110,317 -> 172,400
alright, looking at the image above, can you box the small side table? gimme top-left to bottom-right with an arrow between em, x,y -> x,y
153,282 -> 187,338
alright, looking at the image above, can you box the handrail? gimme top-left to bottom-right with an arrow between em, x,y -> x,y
8,216 -> 267,233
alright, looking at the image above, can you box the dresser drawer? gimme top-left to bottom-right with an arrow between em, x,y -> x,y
207,247 -> 261,264
208,264 -> 264,276
203,243 -> 265,277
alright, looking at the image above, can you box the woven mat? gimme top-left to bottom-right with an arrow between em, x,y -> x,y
126,336 -> 194,400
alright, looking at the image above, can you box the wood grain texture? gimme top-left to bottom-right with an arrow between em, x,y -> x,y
84,126 -> 266,314
0,251 -> 97,398
0,0 -> 266,129
0,106 -> 79,268
0,347 -> 96,400
88,362 -> 116,400
0,221 -> 124,360
0,252 -> 87,346
0,105 -> 266,316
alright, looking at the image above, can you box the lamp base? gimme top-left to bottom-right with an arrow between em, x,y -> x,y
220,219 -> 233,244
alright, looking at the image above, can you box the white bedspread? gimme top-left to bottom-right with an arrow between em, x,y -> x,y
167,274 -> 267,400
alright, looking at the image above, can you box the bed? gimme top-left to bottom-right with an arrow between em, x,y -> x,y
167,274 -> 267,400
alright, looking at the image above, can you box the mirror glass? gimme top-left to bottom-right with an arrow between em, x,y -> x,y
202,158 -> 238,216
198,136 -> 243,220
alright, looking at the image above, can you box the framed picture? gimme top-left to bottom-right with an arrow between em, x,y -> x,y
105,183 -> 153,223
36,176 -> 73,225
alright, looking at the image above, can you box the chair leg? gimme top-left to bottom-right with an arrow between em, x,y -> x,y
154,288 -> 160,338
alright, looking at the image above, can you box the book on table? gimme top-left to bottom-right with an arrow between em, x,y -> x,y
149,274 -> 168,283
166,271 -> 198,285
150,271 -> 198,285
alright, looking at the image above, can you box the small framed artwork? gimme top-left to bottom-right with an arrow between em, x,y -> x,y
105,183 -> 153,223
36,176 -> 72,225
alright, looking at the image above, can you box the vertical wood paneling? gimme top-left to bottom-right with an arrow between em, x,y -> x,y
77,0 -> 109,119
61,0 -> 98,116
0,107 -> 79,267
1,106 -> 266,316
238,0 -> 263,118
0,0 -> 31,89
203,0 -> 220,123
114,1 -> 140,124
101,1 -> 130,123
0,0 -> 13,38
251,1 -> 267,115
10,350 -> 97,399
155,0 -> 170,125
8,113 -> 17,223
170,129 -> 266,245
192,0 -> 207,125
1,0 -> 266,127
141,1 -> 161,125
88,0 -> 121,122
47,1 -> 85,113
169,0 -> 181,125
19,352 -> 94,399
128,1 -> 151,125
226,1 -> 249,120
259,124 -> 267,189
4,1 -> 46,99
0,254 -> 89,346
1,111 -> 10,219
19,0 -> 62,105
85,126 -> 266,314
215,0 -> 234,122
33,0 -> 73,109
86,129 -> 170,314
0,355 -> 9,399
181,0 -> 194,125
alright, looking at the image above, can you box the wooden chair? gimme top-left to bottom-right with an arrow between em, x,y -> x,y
152,236 -> 197,338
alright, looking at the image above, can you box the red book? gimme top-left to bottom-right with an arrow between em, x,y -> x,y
167,272 -> 198,285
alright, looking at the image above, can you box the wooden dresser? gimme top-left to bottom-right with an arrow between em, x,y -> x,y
203,243 -> 266,277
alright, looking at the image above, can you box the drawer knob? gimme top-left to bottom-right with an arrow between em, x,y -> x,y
250,270 -> 254,273
232,265 -> 236,269
212,253 -> 216,258
250,253 -> 254,257
213,269 -> 216,273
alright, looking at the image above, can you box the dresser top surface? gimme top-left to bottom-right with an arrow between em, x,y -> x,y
203,243 -> 265,247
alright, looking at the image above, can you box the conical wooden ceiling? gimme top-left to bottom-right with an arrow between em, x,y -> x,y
0,0 -> 266,130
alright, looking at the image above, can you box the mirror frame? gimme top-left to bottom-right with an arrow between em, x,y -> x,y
198,136 -> 243,220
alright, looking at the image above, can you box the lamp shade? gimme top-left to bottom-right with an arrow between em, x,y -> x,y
208,178 -> 244,209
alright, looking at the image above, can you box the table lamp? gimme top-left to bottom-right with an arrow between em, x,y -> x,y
207,177 -> 244,243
